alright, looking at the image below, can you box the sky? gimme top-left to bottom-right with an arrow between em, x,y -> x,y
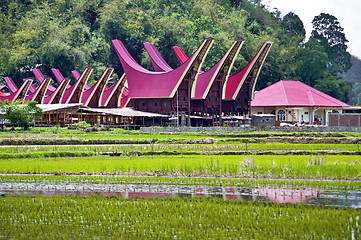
263,0 -> 361,59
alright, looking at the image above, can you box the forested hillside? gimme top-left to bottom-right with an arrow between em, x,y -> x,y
0,0 -> 355,103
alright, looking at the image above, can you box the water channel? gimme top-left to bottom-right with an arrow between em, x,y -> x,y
1,181 -> 360,209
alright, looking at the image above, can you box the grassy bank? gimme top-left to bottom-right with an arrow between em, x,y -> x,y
0,127 -> 361,145
2,143 -> 361,155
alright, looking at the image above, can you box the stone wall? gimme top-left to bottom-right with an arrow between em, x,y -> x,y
141,126 -> 361,132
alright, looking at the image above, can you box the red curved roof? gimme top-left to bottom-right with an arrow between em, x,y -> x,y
0,79 -> 32,102
32,69 -> 57,93
147,40 -> 244,99
72,70 -> 92,91
173,41 -> 272,100
51,69 -> 71,90
112,38 -> 214,99
144,42 -> 173,72
82,67 -> 113,106
222,41 -> 273,100
251,80 -> 349,107
4,77 -> 18,94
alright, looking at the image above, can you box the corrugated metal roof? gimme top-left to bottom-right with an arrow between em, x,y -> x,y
81,107 -> 169,117
251,80 -> 349,108
37,103 -> 86,112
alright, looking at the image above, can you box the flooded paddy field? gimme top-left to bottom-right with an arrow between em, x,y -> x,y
1,175 -> 361,209
1,129 -> 361,239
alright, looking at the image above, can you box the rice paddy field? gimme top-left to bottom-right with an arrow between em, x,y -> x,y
0,127 -> 360,239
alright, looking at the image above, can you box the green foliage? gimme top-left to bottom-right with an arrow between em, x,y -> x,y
0,0 -> 353,103
295,39 -> 328,86
0,100 -> 42,130
314,75 -> 350,103
71,121 -> 91,130
279,12 -> 305,45
311,13 -> 351,74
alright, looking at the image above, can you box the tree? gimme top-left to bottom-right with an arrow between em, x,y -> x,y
295,39 -> 328,86
311,13 -> 351,74
0,100 -> 42,130
314,75 -> 349,103
279,12 -> 306,45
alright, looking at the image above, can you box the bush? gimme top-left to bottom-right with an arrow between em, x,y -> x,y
68,121 -> 90,130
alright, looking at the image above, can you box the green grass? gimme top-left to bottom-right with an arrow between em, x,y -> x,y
0,196 -> 359,239
1,127 -> 361,143
0,150 -> 95,159
1,155 -> 361,179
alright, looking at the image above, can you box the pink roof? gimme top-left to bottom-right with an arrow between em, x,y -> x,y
62,67 -> 93,104
173,41 -> 273,100
100,74 -> 128,108
25,78 -> 51,103
112,38 -> 214,99
144,42 -> 173,72
0,79 -> 32,102
43,79 -> 70,104
147,40 -> 244,99
32,69 -> 57,93
72,70 -> 91,91
51,69 -> 71,90
223,41 -> 273,100
251,80 -> 349,107
82,67 -> 113,106
4,77 -> 18,94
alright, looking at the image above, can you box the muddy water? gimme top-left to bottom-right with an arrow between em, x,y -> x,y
1,182 -> 360,208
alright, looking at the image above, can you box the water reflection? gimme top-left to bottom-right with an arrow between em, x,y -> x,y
254,188 -> 320,203
1,182 -> 360,209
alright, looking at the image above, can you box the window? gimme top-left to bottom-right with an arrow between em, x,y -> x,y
277,109 -> 286,121
257,112 -> 263,114
304,112 -> 309,115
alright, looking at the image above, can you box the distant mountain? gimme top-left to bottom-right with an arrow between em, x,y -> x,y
341,55 -> 361,104
341,55 -> 361,83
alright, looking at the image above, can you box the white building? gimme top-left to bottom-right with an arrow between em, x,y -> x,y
250,80 -> 349,125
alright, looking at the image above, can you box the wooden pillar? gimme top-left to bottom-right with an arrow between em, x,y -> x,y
219,81 -> 223,126
187,80 -> 191,126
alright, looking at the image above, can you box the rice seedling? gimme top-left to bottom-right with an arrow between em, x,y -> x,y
0,196 -> 359,239
1,155 -> 361,180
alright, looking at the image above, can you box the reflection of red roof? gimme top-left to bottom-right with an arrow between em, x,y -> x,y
254,188 -> 319,204
251,80 -> 350,107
